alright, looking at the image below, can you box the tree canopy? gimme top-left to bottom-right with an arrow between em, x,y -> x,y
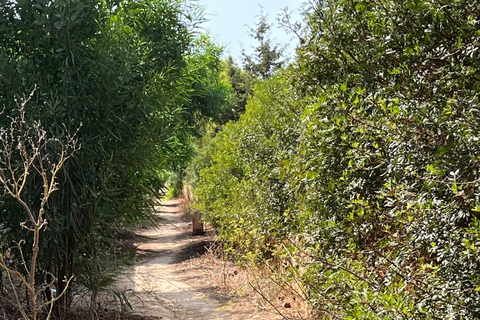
191,0 -> 480,318
3,0 -> 480,318
0,0 -> 229,311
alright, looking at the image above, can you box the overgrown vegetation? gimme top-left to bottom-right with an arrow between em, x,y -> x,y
191,0 -> 480,319
0,0 -> 229,317
0,93 -> 78,320
3,0 -> 480,318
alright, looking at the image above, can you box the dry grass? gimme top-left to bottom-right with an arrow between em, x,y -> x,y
176,238 -> 315,320
176,191 -> 314,319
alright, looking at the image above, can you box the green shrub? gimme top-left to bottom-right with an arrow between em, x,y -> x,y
193,0 -> 480,318
0,0 -> 211,309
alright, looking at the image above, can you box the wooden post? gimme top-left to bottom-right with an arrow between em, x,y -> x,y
192,210 -> 205,235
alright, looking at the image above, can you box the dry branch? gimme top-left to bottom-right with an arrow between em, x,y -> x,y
0,90 -> 79,320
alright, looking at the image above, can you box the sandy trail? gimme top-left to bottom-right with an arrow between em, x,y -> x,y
112,199 -> 241,320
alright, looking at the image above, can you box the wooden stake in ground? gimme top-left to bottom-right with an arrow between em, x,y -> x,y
192,210 -> 205,236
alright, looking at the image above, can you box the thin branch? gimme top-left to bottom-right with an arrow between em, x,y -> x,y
248,281 -> 289,320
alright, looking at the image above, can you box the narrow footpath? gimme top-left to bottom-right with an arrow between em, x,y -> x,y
112,199 -> 282,320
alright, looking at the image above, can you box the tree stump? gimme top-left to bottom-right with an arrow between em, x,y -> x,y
192,210 -> 205,235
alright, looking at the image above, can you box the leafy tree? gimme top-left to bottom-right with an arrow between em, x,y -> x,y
163,34 -> 234,196
291,1 -> 480,317
193,0 -> 480,318
242,11 -> 284,79
181,34 -> 234,133
210,11 -> 284,125
216,56 -> 255,123
0,0 -> 206,312
193,71 -> 301,260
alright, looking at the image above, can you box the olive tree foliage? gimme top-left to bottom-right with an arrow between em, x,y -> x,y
193,0 -> 480,318
0,0 -> 204,309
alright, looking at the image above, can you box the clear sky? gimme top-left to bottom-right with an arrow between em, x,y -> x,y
199,0 -> 303,62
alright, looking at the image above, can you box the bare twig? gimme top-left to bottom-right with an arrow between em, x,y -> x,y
0,90 -> 79,320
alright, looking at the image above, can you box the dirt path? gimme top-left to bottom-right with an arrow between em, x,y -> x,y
111,199 -> 282,320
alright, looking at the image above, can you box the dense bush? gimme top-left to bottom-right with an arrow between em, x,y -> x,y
193,73 -> 301,260
0,0 -> 226,310
192,0 -> 480,318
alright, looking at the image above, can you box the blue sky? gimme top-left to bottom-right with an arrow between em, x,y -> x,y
199,0 -> 303,62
